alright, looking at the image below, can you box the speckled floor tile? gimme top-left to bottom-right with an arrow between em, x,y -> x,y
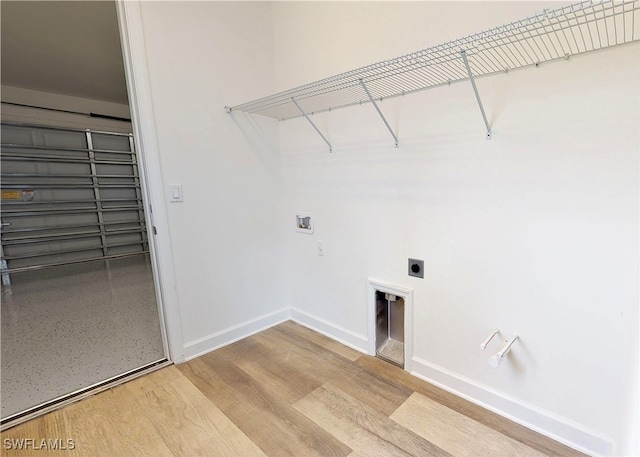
1,255 -> 166,419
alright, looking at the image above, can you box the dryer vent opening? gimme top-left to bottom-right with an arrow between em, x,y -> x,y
375,290 -> 404,367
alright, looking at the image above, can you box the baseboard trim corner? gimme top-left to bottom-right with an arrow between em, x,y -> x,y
181,308 -> 291,361
290,307 -> 369,354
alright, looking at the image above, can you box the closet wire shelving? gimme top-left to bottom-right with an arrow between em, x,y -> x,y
225,0 -> 640,150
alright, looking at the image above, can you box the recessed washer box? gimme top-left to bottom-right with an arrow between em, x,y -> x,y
295,213 -> 313,234
367,279 -> 414,372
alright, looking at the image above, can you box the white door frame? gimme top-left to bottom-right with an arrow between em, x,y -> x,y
116,0 -> 184,362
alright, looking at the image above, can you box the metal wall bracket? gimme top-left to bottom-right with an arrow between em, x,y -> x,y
359,79 -> 399,148
291,98 -> 332,152
460,51 -> 492,140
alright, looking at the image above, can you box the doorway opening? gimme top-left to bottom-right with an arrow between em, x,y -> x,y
1,1 -> 169,429
0,122 -> 169,428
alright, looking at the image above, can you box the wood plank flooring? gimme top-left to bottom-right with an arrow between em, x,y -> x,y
1,321 -> 586,457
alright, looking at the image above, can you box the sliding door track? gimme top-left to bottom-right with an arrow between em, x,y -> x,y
0,358 -> 171,431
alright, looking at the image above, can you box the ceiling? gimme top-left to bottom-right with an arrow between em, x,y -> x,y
1,1 -> 129,105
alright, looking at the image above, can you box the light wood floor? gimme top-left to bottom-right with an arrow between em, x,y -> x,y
1,321 -> 585,457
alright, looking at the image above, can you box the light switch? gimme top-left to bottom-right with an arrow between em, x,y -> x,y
169,184 -> 183,202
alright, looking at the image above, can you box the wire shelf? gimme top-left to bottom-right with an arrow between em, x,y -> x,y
226,0 -> 639,121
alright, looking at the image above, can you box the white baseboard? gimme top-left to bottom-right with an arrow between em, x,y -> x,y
181,308 -> 291,362
179,307 -> 614,456
290,307 -> 369,354
411,356 -> 614,456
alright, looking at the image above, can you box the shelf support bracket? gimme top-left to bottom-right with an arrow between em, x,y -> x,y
461,51 -> 492,140
291,97 -> 332,152
359,79 -> 399,148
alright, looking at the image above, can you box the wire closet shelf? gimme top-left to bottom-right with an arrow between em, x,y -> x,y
225,0 -> 639,126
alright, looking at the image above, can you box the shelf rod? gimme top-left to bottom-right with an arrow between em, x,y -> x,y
291,97 -> 332,152
1,206 -> 143,218
1,154 -> 133,165
460,50 -> 493,140
1,143 -> 134,155
1,121 -> 132,137
1,198 -> 142,206
0,184 -> 141,189
1,221 -> 144,236
359,79 -> 399,148
2,228 -> 146,246
2,240 -> 145,260
2,251 -> 149,275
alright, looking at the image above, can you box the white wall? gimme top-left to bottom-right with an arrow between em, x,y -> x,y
122,1 -> 288,361
118,1 -> 638,454
274,2 -> 639,455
